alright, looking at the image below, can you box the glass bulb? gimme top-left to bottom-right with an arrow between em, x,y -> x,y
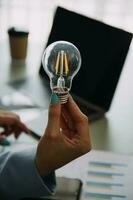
42,41 -> 81,103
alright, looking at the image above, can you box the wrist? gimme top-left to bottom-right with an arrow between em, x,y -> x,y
35,156 -> 51,176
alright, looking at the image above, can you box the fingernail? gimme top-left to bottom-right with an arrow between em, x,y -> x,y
0,138 -> 11,146
50,93 -> 59,105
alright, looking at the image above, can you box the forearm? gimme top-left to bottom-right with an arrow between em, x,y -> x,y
0,146 -> 56,200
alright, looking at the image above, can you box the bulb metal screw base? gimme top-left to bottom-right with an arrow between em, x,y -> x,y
53,87 -> 69,104
58,91 -> 69,104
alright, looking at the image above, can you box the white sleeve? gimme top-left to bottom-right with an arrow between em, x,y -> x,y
0,146 -> 56,200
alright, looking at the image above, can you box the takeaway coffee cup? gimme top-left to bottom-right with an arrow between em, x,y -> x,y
8,27 -> 29,60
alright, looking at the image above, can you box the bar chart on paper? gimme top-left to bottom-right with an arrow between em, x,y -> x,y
83,150 -> 133,200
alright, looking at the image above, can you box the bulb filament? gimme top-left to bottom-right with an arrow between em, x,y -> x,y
55,52 -> 60,75
55,50 -> 69,76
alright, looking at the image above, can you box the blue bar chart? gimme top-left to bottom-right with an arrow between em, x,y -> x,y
83,150 -> 133,200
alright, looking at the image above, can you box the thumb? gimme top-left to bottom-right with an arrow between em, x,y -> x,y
46,93 -> 61,134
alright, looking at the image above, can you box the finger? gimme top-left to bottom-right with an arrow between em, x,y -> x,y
61,106 -> 75,131
14,128 -> 21,139
17,122 -> 29,134
0,128 -> 12,136
66,98 -> 89,137
62,129 -> 73,139
60,112 -> 68,130
1,121 -> 28,136
61,105 -> 70,121
9,126 -> 21,139
46,93 -> 61,134
0,114 -> 29,134
65,96 -> 88,123
0,117 -> 16,126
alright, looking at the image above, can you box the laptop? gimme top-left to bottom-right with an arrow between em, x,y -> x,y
39,6 -> 133,121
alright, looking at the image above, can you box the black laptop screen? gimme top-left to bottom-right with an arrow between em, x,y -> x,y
40,7 -> 132,111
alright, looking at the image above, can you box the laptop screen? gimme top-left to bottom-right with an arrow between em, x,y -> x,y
39,7 -> 132,111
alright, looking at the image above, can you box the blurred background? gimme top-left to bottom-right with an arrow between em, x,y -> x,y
0,0 -> 133,79
1,0 -> 133,82
0,0 -> 133,42
1,0 -> 133,43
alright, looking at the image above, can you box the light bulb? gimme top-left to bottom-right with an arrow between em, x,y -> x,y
42,41 -> 81,103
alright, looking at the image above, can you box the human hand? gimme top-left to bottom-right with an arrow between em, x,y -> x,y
35,94 -> 91,176
0,111 -> 29,140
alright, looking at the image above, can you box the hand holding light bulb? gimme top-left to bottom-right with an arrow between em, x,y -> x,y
35,41 -> 91,177
42,41 -> 81,103
35,95 -> 91,176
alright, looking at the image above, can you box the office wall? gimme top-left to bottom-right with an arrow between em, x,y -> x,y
0,0 -> 133,45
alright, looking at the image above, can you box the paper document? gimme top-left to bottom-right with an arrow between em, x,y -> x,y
83,150 -> 133,200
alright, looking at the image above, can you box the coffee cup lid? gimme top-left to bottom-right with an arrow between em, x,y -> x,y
8,27 -> 29,37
